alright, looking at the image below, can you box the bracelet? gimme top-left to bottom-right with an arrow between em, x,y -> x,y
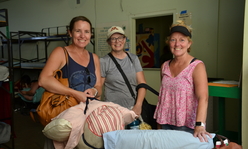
92,87 -> 98,97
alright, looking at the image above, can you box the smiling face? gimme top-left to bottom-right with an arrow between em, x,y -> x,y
169,32 -> 192,57
108,33 -> 126,52
69,20 -> 91,48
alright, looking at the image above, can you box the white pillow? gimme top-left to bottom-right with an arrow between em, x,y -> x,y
42,118 -> 72,142
0,65 -> 9,81
0,122 -> 11,144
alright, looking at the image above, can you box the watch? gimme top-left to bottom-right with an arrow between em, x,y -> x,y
92,87 -> 98,97
195,122 -> 205,127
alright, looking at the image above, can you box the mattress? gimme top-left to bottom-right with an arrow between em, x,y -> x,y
103,130 -> 215,149
1,58 -> 45,69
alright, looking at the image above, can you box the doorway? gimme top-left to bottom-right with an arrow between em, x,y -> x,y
136,16 -> 173,68
129,10 -> 174,68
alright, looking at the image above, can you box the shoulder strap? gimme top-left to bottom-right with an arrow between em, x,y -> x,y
190,57 -> 197,64
125,52 -> 133,63
62,47 -> 69,64
108,53 -> 159,100
62,47 -> 69,77
169,58 -> 173,65
108,52 -> 136,100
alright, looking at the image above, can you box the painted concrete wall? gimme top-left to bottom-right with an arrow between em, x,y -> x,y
1,0 -> 219,77
0,0 -> 221,102
242,1 -> 248,148
0,0 -> 246,145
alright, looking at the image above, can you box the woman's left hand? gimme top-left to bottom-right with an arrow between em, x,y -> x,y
84,88 -> 97,98
193,126 -> 212,142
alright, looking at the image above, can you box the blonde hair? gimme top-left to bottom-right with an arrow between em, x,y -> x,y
166,20 -> 193,52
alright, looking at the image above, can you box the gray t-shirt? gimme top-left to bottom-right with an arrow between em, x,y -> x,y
100,52 -> 143,109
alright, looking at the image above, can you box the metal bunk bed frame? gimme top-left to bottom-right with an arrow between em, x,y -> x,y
0,8 -> 15,149
10,26 -> 70,67
0,8 -> 96,149
9,26 -> 95,68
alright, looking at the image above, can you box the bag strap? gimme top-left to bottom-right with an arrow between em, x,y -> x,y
125,52 -> 159,96
82,133 -> 104,149
136,83 -> 159,96
108,52 -> 136,100
62,47 -> 69,77
108,52 -> 159,99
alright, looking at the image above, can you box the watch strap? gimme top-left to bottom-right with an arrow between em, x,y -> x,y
195,122 -> 205,127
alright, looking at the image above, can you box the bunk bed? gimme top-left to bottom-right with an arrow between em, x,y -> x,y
1,26 -> 70,69
1,8 -> 96,149
0,8 -> 15,149
1,26 -> 95,69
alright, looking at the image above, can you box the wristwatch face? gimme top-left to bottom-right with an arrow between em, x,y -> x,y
195,122 -> 204,127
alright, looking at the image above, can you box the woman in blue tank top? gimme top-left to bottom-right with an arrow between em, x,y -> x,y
38,16 -> 101,104
38,16 -> 102,149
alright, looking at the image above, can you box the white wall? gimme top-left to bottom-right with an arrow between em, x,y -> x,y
0,0 -> 221,100
0,0 -> 246,145
218,0 -> 244,80
242,1 -> 248,148
1,0 -> 219,70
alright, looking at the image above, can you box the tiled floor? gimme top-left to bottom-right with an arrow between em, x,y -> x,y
2,108 -> 45,149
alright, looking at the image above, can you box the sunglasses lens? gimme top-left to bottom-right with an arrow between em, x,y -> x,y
85,68 -> 91,84
87,77 -> 91,84
85,68 -> 90,75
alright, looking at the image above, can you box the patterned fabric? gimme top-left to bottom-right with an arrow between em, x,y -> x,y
44,100 -> 136,149
78,104 -> 126,148
61,51 -> 96,92
86,105 -> 124,137
154,60 -> 203,129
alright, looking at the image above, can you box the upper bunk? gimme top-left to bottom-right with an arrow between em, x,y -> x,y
0,8 -> 8,27
1,7 -> 95,70
0,25 -> 95,69
9,25 -> 70,45
0,9 -> 12,69
8,26 -> 95,45
0,26 -> 70,69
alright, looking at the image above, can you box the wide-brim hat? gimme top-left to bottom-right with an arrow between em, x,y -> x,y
0,65 -> 9,81
107,26 -> 125,39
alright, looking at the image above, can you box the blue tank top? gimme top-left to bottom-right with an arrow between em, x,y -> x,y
61,51 -> 96,92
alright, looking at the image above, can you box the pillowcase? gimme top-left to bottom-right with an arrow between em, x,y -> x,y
42,118 -> 72,142
77,105 -> 124,149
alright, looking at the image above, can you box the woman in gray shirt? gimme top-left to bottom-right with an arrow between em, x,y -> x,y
100,26 -> 146,116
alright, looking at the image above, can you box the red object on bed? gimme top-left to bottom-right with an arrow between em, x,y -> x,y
0,82 -> 12,125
